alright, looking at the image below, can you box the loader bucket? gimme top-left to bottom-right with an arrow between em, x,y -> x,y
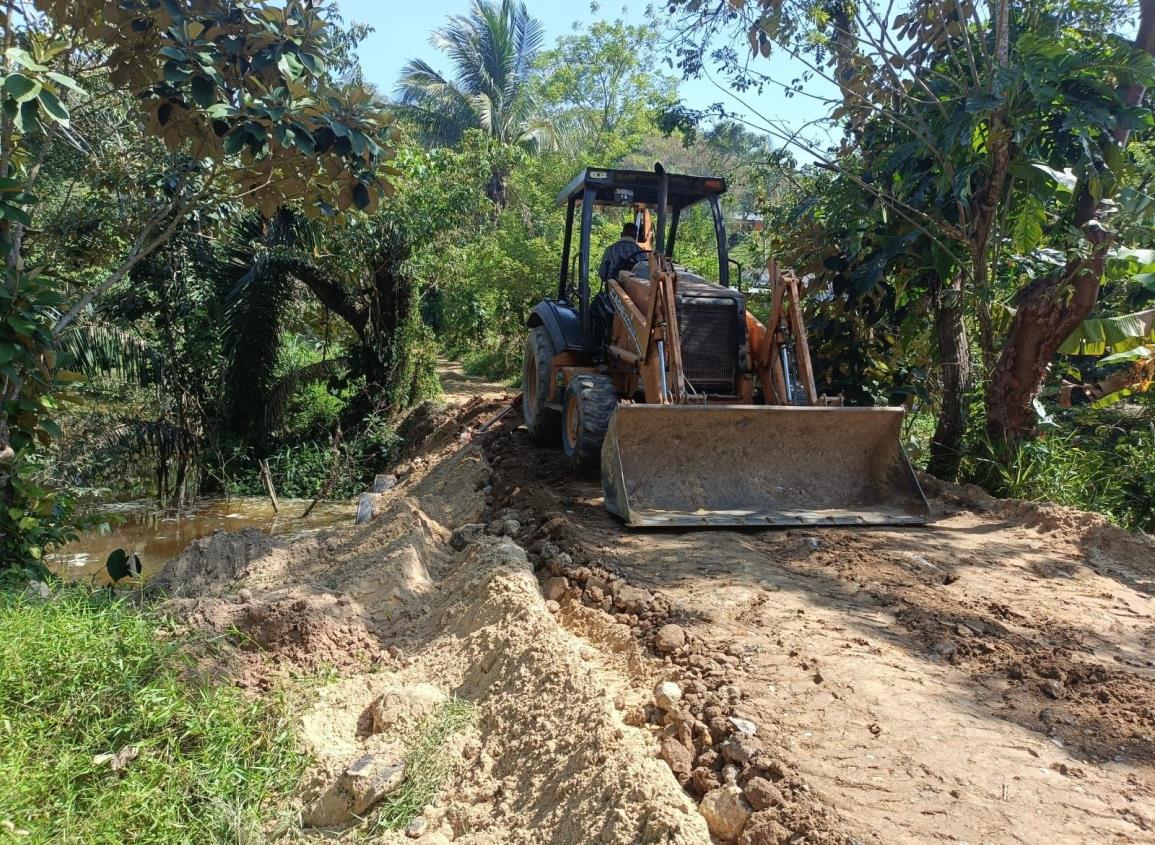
601,404 -> 929,527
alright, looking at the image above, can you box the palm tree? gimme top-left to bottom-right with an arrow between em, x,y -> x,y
395,0 -> 551,204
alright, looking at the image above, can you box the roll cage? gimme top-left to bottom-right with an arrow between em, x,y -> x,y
554,167 -> 731,347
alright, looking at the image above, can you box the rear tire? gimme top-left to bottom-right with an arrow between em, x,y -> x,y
562,374 -> 619,474
523,325 -> 560,444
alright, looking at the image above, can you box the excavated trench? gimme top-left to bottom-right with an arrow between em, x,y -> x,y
153,395 -> 1155,844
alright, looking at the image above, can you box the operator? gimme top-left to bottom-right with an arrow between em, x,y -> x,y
598,222 -> 645,283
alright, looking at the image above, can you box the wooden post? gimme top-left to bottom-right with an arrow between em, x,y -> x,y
785,275 -> 819,405
259,459 -> 279,513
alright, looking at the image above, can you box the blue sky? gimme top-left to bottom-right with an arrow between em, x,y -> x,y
332,0 -> 837,152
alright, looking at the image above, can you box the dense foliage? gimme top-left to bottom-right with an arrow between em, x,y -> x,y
5,0 -> 1154,574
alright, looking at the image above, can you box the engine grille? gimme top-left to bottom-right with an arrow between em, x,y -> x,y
678,297 -> 739,390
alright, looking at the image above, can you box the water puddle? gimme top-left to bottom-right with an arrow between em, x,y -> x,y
51,497 -> 351,583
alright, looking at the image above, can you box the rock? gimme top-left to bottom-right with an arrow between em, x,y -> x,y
554,551 -> 573,567
502,518 -> 521,536
616,584 -> 654,613
1041,679 -> 1065,699
707,715 -> 732,744
623,706 -> 648,727
699,785 -> 753,842
728,716 -> 757,736
654,623 -> 687,654
932,639 -> 957,658
587,575 -> 610,594
738,811 -> 792,845
721,764 -> 739,785
585,585 -> 605,604
545,599 -> 560,614
405,817 -> 427,838
689,766 -> 721,796
450,523 -> 485,550
659,737 -> 694,783
542,576 -> 568,601
302,749 -> 407,827
697,749 -> 720,769
720,733 -> 761,767
540,541 -> 560,561
370,684 -> 447,735
654,681 -> 683,712
344,752 -> 406,815
743,777 -> 783,811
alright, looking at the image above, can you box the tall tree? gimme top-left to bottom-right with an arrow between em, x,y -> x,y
0,0 -> 396,568
395,0 -> 550,203
662,0 -> 1155,473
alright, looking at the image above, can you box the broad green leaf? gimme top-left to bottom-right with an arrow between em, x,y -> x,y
5,48 -> 47,72
0,202 -> 32,227
1011,195 -> 1045,253
44,72 -> 84,95
1099,346 -> 1152,365
1115,247 -> 1155,265
277,52 -> 305,80
1059,309 -> 1155,356
3,73 -> 40,102
190,75 -> 216,107
37,89 -> 68,125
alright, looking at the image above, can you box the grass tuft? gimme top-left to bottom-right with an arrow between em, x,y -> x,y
371,698 -> 478,832
0,579 -> 304,844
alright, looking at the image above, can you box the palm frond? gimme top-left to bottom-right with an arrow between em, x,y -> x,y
89,419 -> 195,460
56,320 -> 156,382
397,0 -> 546,147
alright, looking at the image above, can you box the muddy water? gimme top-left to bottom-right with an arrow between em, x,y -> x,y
52,497 -> 351,583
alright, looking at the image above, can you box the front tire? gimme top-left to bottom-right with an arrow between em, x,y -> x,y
561,374 -> 619,473
523,325 -> 561,444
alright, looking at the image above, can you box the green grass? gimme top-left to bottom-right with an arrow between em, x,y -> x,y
461,345 -> 522,384
371,698 -> 477,833
0,579 -> 305,844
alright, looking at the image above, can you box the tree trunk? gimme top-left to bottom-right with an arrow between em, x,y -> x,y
984,0 -> 1155,444
486,165 -> 508,208
927,279 -> 971,480
985,244 -> 1106,441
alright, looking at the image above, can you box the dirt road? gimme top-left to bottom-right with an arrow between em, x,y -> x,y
154,381 -> 1155,844
478,409 -> 1155,844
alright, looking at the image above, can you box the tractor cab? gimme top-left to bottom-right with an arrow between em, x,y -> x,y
532,168 -> 737,360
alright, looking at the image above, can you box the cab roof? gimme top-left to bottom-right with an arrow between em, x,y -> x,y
556,167 -> 728,209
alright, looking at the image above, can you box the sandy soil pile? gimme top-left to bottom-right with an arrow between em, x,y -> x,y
153,396 -> 709,844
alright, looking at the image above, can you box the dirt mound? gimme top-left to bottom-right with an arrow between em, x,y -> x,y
152,399 -> 710,843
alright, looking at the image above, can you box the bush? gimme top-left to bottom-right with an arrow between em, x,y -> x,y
0,582 -> 303,843
965,406 -> 1155,534
462,345 -> 523,382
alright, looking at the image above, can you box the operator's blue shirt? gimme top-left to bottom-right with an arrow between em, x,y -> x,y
599,237 -> 642,282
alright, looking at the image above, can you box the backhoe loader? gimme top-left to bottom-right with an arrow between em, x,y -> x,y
522,165 -> 928,527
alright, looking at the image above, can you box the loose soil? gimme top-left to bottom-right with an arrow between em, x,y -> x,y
150,367 -> 1155,844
